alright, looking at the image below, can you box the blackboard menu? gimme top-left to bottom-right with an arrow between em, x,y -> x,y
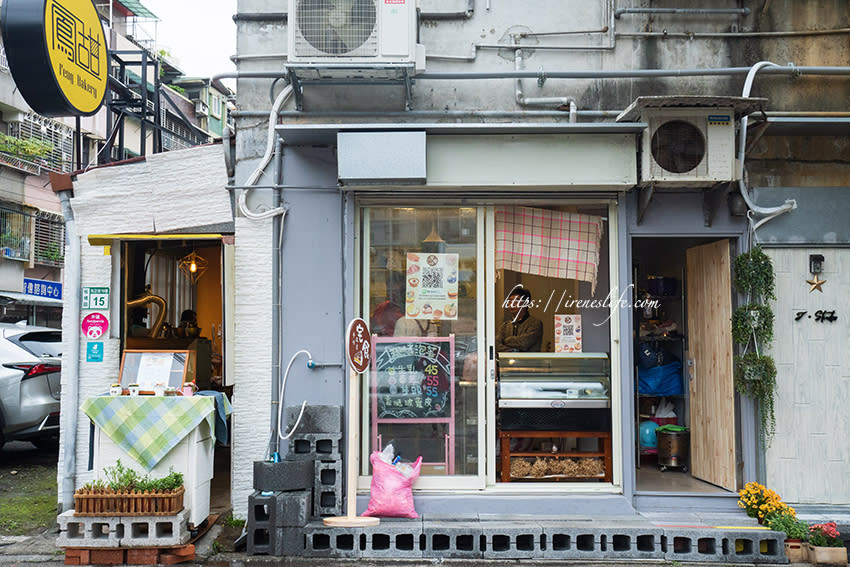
372,338 -> 454,420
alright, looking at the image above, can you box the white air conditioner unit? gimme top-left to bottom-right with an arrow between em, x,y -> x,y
288,0 -> 421,66
641,107 -> 738,186
195,100 -> 209,117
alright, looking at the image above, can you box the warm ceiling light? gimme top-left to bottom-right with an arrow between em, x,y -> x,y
179,250 -> 207,284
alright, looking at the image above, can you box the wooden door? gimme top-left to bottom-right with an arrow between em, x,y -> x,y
686,239 -> 736,491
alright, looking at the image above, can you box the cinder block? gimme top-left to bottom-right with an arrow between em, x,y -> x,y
315,459 -> 342,489
287,433 -> 342,460
254,460 -> 315,492
482,521 -> 543,559
286,405 -> 343,434
312,484 -> 343,518
248,525 -> 305,556
662,528 -> 785,564
303,522 -> 363,558
423,521 -> 484,559
362,520 -> 424,558
57,510 -> 122,548
119,509 -> 191,547
537,523 -> 608,559
249,490 -> 312,528
588,524 -> 665,560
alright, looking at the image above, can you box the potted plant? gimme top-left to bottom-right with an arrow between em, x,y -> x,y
732,246 -> 778,447
734,352 -> 778,443
74,460 -> 185,516
807,522 -> 847,566
767,510 -> 809,563
737,481 -> 793,524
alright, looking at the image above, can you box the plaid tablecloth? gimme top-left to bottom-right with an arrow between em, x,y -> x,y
81,395 -> 231,471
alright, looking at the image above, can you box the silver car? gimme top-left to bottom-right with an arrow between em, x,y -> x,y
0,323 -> 61,450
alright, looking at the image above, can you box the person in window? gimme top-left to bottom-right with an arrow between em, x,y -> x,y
495,288 -> 543,352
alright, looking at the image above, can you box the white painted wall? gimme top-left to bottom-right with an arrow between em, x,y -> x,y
766,248 -> 850,505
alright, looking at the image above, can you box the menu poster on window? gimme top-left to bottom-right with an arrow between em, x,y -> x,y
405,252 -> 459,320
373,338 -> 453,420
554,314 -> 582,353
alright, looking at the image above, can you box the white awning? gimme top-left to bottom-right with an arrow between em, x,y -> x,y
0,291 -> 63,306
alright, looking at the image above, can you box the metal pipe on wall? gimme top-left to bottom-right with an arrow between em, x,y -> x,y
57,188 -> 80,512
614,7 -> 750,18
420,0 -> 474,20
269,137 -> 284,457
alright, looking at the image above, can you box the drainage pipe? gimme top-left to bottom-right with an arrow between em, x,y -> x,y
268,137 -> 285,458
737,61 -> 798,228
614,7 -> 750,18
233,109 -> 606,118
57,188 -> 80,513
514,47 -> 577,115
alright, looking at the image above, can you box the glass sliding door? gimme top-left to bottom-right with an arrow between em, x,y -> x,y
361,206 -> 484,488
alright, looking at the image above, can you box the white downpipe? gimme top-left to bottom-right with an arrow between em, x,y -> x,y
514,48 -> 578,118
57,190 -> 80,512
237,85 -> 293,220
737,62 -> 797,226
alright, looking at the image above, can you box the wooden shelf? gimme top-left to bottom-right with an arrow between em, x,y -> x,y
498,430 -> 612,483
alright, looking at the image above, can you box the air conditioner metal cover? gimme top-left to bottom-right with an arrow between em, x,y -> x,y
288,0 -> 417,65
640,107 -> 737,187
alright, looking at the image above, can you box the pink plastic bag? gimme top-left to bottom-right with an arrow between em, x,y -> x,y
363,452 -> 422,518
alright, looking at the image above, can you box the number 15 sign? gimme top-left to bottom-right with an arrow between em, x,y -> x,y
82,287 -> 110,310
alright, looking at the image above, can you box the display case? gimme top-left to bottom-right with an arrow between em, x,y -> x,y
497,353 -> 610,407
497,352 -> 611,431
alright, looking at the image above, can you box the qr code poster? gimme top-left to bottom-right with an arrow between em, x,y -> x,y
554,314 -> 582,353
405,253 -> 459,320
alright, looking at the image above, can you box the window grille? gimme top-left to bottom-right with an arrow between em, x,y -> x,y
0,207 -> 33,262
8,112 -> 75,173
34,212 -> 65,267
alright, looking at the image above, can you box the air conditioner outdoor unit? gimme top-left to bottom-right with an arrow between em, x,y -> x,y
288,0 -> 420,66
195,100 -> 209,117
641,107 -> 738,186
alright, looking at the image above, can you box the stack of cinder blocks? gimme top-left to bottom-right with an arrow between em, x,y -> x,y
57,509 -> 193,564
248,405 -> 344,556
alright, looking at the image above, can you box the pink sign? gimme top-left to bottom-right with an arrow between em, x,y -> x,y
81,313 -> 109,339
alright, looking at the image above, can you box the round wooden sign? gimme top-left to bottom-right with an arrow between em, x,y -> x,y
346,318 -> 371,374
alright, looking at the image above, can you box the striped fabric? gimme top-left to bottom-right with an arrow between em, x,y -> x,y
495,206 -> 604,292
81,395 -> 230,470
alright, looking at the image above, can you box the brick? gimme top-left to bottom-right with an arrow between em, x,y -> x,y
286,405 -> 343,434
63,548 -> 90,565
253,460 -> 314,492
88,548 -> 125,565
125,548 -> 159,565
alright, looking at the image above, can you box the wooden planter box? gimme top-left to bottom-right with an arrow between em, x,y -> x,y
807,543 -> 848,566
74,486 -> 184,516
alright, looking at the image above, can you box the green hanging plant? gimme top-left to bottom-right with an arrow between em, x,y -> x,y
731,303 -> 775,346
733,245 -> 776,301
734,352 -> 777,446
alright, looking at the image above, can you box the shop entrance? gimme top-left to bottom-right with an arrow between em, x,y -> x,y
632,237 -> 736,493
120,237 -> 232,517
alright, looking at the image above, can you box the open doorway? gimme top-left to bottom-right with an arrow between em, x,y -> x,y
121,238 -> 231,517
632,237 -> 737,494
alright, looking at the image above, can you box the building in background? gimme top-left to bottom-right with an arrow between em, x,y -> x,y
0,0 -> 232,327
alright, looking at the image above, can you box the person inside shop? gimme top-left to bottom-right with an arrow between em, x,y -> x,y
495,287 -> 543,352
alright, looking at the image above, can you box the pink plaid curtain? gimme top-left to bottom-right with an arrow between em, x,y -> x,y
495,206 -> 604,293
